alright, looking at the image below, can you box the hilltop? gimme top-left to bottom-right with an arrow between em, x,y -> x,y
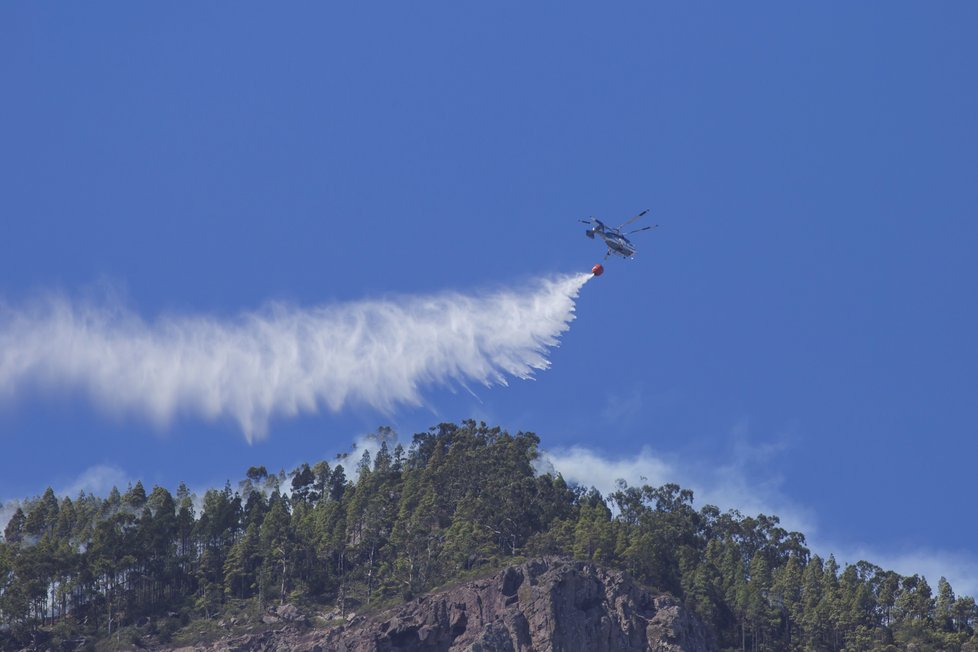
1,421 -> 975,651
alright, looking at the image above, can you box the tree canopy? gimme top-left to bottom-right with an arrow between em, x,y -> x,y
1,421 -> 973,651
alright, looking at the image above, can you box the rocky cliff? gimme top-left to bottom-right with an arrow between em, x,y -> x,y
161,558 -> 712,652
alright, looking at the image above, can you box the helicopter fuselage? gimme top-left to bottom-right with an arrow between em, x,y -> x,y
581,211 -> 653,259
586,221 -> 637,258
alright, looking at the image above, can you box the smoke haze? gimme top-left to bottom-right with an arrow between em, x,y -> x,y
0,274 -> 591,441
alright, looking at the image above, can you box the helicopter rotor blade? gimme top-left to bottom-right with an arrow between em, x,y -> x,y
626,224 -> 658,235
617,209 -> 650,229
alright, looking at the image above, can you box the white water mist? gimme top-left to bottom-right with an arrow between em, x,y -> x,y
0,273 -> 591,441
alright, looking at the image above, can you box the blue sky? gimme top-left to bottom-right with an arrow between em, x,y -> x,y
2,3 -> 978,593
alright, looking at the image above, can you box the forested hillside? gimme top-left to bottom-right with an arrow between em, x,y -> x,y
1,421 -> 975,651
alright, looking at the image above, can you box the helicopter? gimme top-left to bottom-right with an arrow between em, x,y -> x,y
580,209 -> 657,259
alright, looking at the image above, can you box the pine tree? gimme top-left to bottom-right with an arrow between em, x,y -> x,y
224,523 -> 260,600
936,576 -> 956,632
259,493 -> 294,605
3,508 -> 26,544
770,555 -> 802,649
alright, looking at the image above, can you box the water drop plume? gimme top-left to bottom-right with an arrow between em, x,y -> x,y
0,273 -> 591,441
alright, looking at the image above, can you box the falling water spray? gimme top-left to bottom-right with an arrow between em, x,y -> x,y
0,273 -> 593,441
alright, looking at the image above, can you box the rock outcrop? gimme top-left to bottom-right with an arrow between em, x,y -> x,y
159,558 -> 712,652
323,558 -> 709,652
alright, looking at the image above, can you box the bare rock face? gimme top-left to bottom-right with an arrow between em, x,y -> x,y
323,558 -> 711,652
155,558 -> 711,652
